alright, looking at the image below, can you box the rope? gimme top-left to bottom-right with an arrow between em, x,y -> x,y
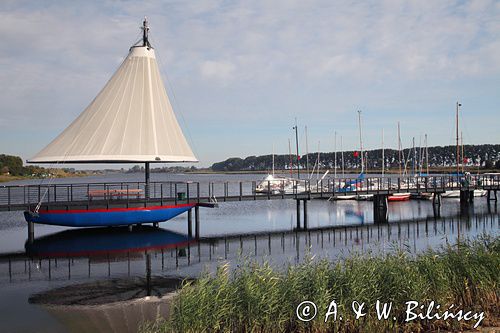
149,33 -> 200,162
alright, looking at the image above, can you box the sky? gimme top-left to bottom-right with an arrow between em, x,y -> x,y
0,0 -> 499,168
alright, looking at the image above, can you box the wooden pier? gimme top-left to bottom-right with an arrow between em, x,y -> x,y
0,174 -> 498,239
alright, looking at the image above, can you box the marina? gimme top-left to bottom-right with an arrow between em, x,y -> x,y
0,173 -> 498,241
0,2 -> 499,332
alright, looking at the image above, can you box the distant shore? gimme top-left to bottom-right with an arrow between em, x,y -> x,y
0,171 -> 98,184
2,167 -> 498,183
184,167 -> 500,175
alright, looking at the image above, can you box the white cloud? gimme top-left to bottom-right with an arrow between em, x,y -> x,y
200,60 -> 236,81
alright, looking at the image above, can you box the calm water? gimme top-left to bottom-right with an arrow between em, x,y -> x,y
0,173 -> 498,333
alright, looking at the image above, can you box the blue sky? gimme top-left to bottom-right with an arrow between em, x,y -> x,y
0,0 -> 499,168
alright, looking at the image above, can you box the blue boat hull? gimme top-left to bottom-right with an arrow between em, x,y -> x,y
24,204 -> 196,227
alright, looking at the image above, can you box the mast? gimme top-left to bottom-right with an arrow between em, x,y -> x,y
341,136 -> 345,177
272,143 -> 275,176
412,137 -> 416,176
365,152 -> 369,174
381,129 -> 385,177
425,134 -> 429,175
398,121 -> 402,177
418,135 -> 422,175
357,110 -> 364,173
305,126 -> 309,177
461,131 -> 465,173
456,102 -> 461,176
288,138 -> 293,178
334,131 -> 337,179
293,118 -> 300,179
317,141 -> 321,179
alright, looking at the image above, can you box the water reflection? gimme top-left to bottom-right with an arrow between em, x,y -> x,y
1,211 -> 497,286
25,226 -> 193,258
0,200 -> 498,333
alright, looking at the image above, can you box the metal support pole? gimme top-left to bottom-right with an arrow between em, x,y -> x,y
188,208 -> 193,238
146,253 -> 152,296
296,199 -> 301,230
145,162 -> 150,199
303,199 -> 308,230
195,205 -> 200,240
28,221 -> 34,243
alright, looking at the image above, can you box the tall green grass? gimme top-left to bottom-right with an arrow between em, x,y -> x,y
143,236 -> 499,332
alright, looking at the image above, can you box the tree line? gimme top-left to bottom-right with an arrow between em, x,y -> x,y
211,144 -> 500,172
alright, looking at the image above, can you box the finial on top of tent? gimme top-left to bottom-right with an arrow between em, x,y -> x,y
142,16 -> 151,48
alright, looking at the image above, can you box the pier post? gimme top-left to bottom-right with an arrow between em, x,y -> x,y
296,199 -> 301,230
487,190 -> 497,202
27,221 -> 34,244
460,190 -> 473,206
195,205 -> 200,240
432,193 -> 442,206
373,194 -> 388,223
187,209 -> 193,238
303,199 -> 308,230
432,203 -> 441,218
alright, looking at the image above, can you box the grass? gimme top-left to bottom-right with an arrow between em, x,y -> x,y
142,236 -> 499,332
0,175 -> 25,183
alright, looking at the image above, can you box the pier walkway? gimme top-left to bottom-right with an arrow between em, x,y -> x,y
0,174 -> 498,239
0,174 -> 498,212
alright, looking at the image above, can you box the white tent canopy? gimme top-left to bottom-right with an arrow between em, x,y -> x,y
28,28 -> 197,164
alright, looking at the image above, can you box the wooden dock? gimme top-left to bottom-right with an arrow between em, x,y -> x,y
0,174 -> 498,212
0,174 -> 498,240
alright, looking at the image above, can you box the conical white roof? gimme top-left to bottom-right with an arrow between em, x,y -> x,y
28,42 -> 197,163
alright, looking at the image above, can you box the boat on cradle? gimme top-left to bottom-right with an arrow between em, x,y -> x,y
24,204 -> 197,227
24,18 -> 199,228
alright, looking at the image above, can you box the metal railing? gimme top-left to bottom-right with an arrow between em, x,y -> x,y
0,174 -> 498,210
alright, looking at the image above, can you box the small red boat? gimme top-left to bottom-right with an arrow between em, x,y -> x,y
388,193 -> 411,202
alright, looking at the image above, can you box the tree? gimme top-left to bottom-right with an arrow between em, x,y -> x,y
0,154 -> 24,175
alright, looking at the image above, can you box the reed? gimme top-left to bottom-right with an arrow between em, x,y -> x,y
142,235 -> 499,332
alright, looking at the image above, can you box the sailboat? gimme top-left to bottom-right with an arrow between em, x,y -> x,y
388,122 -> 410,202
24,18 -> 199,227
255,146 -> 294,194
